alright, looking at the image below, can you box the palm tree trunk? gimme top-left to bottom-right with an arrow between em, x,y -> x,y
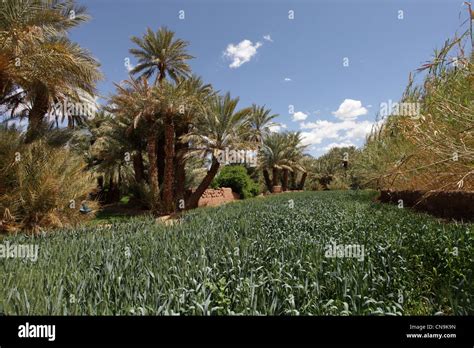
272,167 -> 279,187
282,169 -> 289,191
118,165 -> 122,197
147,130 -> 161,213
132,152 -> 145,183
290,171 -> 297,190
107,176 -> 120,203
156,66 -> 165,86
298,172 -> 308,190
156,67 -> 166,189
25,87 -> 49,143
107,176 -> 114,203
186,156 -> 220,209
157,133 -> 165,188
97,176 -> 104,190
174,151 -> 186,208
174,126 -> 188,208
162,114 -> 175,214
263,169 -> 272,192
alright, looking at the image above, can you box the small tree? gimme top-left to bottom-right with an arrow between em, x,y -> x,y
183,93 -> 251,209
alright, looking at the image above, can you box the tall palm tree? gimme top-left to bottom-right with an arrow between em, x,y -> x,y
247,104 -> 279,144
174,75 -> 214,205
281,131 -> 306,191
110,77 -> 198,213
154,79 -> 195,213
0,0 -> 90,41
129,27 -> 194,85
183,93 -> 252,209
260,133 -> 287,191
26,38 -> 101,142
1,0 -> 90,87
0,0 -> 102,142
129,27 -> 194,211
109,77 -> 162,212
259,131 -> 306,192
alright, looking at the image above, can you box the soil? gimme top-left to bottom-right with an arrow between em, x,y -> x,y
378,190 -> 474,221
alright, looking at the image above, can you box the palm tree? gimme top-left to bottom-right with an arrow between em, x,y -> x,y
154,79 -> 196,213
281,132 -> 306,191
109,77 -> 162,212
174,76 -> 214,205
1,0 -> 90,89
296,155 -> 315,190
110,76 -> 200,213
26,38 -> 101,142
0,0 -> 90,41
259,133 -> 289,192
0,0 -> 102,142
259,131 -> 306,192
92,107 -> 147,186
129,27 -> 194,212
129,27 -> 194,85
247,104 -> 279,144
183,93 -> 252,209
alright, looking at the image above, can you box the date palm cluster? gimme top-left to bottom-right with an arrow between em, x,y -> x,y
95,26 -> 309,214
0,0 -> 309,225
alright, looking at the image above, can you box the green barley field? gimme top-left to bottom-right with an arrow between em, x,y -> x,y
0,191 -> 472,315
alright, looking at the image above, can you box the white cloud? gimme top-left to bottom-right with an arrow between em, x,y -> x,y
284,77 -> 292,82
263,34 -> 273,42
292,111 -> 308,121
332,99 -> 368,120
300,119 -> 373,146
224,40 -> 262,68
345,121 -> 373,139
269,123 -> 287,133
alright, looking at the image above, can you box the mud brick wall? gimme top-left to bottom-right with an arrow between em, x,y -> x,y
378,190 -> 474,221
198,188 -> 239,207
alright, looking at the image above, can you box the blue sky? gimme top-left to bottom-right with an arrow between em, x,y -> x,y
69,0 -> 470,157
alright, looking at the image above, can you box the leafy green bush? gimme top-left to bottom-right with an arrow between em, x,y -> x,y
212,165 -> 259,199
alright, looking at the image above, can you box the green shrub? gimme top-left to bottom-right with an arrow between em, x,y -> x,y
0,129 -> 96,233
327,176 -> 350,190
212,165 -> 260,199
